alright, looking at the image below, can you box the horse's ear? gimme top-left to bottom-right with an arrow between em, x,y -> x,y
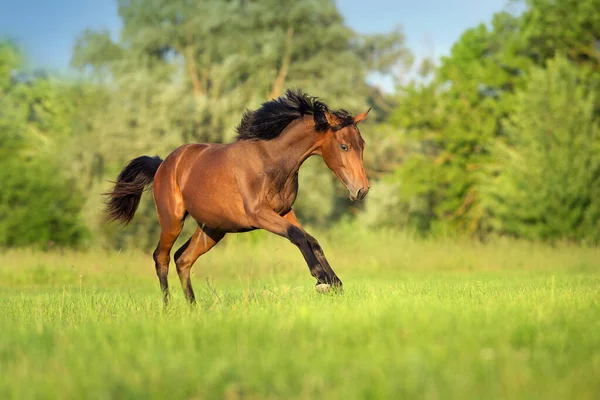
324,111 -> 338,127
354,108 -> 371,124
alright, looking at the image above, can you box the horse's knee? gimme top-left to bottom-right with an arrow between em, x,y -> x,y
153,248 -> 170,277
175,257 -> 189,273
154,256 -> 169,267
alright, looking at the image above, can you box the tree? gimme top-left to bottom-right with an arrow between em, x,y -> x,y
391,12 -> 526,235
389,0 -> 600,238
0,42 -> 88,248
72,0 -> 410,146
480,56 -> 600,242
520,0 -> 600,72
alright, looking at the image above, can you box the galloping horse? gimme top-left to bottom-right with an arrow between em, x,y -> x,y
105,89 -> 370,304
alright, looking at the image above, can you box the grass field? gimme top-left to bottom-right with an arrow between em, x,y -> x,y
1,226 -> 599,399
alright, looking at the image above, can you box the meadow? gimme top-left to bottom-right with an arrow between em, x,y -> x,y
1,225 -> 599,399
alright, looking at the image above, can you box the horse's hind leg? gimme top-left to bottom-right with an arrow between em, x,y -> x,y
152,179 -> 186,305
153,213 -> 185,305
174,224 -> 225,304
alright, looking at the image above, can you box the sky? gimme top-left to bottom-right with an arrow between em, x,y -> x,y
0,0 -> 511,89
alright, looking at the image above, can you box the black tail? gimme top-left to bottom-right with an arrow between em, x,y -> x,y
104,155 -> 163,225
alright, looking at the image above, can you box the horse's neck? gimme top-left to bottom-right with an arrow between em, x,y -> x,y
261,119 -> 319,180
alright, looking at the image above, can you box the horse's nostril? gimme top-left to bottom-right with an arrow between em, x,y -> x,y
357,188 -> 367,200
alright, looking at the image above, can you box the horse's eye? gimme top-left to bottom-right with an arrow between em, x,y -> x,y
341,144 -> 349,152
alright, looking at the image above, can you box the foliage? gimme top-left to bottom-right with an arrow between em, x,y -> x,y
391,11 -> 530,235
389,0 -> 600,240
0,41 -> 88,248
480,56 -> 600,242
0,158 -> 88,248
520,0 -> 600,71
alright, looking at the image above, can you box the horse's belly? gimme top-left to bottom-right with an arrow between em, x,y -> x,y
180,163 -> 250,233
183,187 -> 251,232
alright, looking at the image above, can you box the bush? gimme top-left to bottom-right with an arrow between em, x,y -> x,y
0,157 -> 89,248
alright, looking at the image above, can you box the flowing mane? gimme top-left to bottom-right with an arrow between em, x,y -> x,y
235,89 -> 354,141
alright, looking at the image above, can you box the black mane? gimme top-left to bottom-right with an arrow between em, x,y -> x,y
235,89 -> 354,141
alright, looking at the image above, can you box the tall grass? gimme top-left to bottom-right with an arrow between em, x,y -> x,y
2,224 -> 598,289
1,225 -> 599,399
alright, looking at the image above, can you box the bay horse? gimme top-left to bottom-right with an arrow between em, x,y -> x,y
105,89 -> 370,304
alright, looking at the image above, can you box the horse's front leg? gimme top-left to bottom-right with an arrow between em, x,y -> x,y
283,210 -> 342,289
247,206 -> 337,289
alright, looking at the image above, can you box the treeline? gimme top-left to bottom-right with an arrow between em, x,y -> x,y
0,0 -> 599,249
385,0 -> 600,242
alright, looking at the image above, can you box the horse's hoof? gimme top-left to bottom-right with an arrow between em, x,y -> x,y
315,283 -> 331,294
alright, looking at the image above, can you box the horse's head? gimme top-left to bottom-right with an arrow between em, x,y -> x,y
318,108 -> 371,201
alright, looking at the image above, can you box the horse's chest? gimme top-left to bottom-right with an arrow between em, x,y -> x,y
267,174 -> 299,215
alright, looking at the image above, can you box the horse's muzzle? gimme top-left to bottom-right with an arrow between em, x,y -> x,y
349,186 -> 369,201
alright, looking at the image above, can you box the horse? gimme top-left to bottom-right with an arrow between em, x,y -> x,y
105,89 -> 370,304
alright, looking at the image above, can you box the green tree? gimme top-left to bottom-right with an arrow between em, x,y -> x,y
392,12 -> 526,235
0,158 -> 88,248
520,0 -> 600,72
72,0 -> 409,148
0,41 -> 88,248
390,0 -> 600,238
480,56 -> 600,242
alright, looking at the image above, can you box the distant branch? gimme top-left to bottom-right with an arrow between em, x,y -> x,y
268,26 -> 294,100
184,45 -> 202,98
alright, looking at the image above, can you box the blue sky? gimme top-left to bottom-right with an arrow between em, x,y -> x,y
1,0 -> 511,87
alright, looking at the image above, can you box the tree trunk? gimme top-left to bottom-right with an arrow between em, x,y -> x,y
268,26 -> 294,100
184,45 -> 202,98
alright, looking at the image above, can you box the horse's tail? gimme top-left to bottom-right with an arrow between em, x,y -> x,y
104,155 -> 163,225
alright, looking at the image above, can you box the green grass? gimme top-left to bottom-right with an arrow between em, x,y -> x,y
1,227 -> 599,399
